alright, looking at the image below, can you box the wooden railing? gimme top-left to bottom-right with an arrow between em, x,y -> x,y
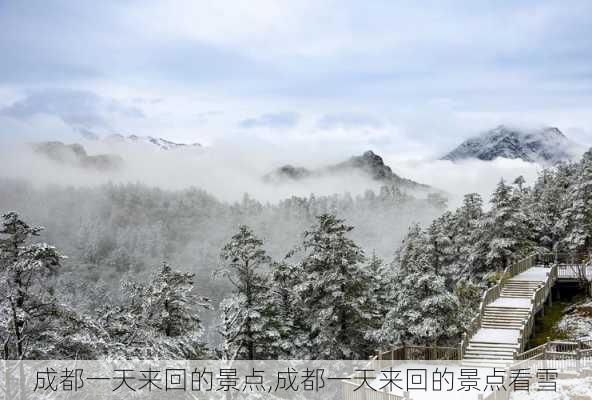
460,253 -> 540,357
516,338 -> 592,362
515,343 -> 546,361
375,345 -> 460,363
461,252 -> 583,358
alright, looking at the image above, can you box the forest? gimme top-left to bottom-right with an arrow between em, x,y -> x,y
0,148 -> 591,360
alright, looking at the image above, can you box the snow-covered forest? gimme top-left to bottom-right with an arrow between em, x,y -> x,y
1,148 -> 591,360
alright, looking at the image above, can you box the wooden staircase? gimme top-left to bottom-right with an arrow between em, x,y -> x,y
461,259 -> 558,366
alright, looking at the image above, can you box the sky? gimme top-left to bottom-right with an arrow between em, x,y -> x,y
0,0 -> 591,160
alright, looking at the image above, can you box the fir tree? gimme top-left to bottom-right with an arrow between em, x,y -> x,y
373,243 -> 460,347
0,212 -> 103,359
218,225 -> 278,360
478,179 -> 532,273
293,214 -> 373,359
99,263 -> 210,359
560,150 -> 592,251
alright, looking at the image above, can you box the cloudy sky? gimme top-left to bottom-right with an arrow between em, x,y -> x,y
1,0 -> 591,159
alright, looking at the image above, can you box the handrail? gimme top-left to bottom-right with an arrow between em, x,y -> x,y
460,253 -> 538,358
460,251 -> 589,359
516,343 -> 546,361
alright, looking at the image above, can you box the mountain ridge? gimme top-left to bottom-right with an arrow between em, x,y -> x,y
104,134 -> 202,151
442,125 -> 577,164
31,141 -> 124,171
265,150 -> 431,191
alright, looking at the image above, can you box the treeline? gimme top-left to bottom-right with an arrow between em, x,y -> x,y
1,148 -> 591,360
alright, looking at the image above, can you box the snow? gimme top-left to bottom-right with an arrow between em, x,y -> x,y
510,376 -> 592,399
490,298 -> 531,309
104,134 -> 202,151
442,125 -> 577,164
369,364 -> 493,400
471,328 -> 521,344
511,267 -> 548,282
557,300 -> 592,341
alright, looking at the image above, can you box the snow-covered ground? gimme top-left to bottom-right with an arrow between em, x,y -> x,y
510,376 -> 592,399
511,267 -> 549,283
557,300 -> 592,340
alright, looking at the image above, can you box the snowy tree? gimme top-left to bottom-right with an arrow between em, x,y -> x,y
529,170 -> 564,250
293,214 -> 373,359
99,262 -> 210,359
266,261 -> 306,358
426,212 -> 456,280
455,193 -> 485,278
453,277 -> 481,331
365,252 -> 393,323
372,249 -> 460,347
0,212 -> 102,359
477,179 -> 532,273
560,150 -> 592,251
218,225 -> 279,359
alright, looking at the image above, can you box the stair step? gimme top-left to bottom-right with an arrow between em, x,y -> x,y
482,314 -> 527,318
481,325 -> 523,330
468,342 -> 520,347
466,348 -> 515,354
462,361 -> 513,367
464,355 -> 514,361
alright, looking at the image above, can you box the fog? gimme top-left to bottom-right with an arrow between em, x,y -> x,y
0,137 -> 387,202
0,133 -> 566,345
387,157 -> 542,209
0,134 -> 546,206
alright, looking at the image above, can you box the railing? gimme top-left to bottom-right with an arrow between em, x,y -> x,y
460,252 -> 587,359
516,339 -> 592,362
460,253 -> 540,358
375,346 -> 459,365
539,252 -> 591,266
515,343 -> 546,361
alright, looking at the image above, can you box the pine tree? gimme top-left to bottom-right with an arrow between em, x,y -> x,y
218,225 -> 279,360
267,261 -> 305,358
530,170 -> 564,250
478,179 -> 532,273
372,236 -> 460,347
99,262 -> 210,359
293,214 -> 373,359
455,193 -> 485,278
560,150 -> 592,251
365,252 -> 393,324
0,212 -> 104,359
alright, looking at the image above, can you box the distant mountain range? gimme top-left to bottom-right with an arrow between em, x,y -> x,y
32,141 -> 123,171
265,150 -> 431,191
103,134 -> 202,151
442,125 -> 578,164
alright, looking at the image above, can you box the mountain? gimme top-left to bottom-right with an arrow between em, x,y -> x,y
104,134 -> 202,151
442,125 -> 577,164
31,141 -> 123,171
265,150 -> 431,190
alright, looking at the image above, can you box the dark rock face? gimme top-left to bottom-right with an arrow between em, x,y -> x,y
264,150 -> 430,190
331,150 -> 397,181
31,141 -> 124,171
442,125 -> 576,164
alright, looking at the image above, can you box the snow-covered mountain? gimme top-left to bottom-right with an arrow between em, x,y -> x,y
104,134 -> 202,151
442,125 -> 578,164
265,150 -> 432,191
